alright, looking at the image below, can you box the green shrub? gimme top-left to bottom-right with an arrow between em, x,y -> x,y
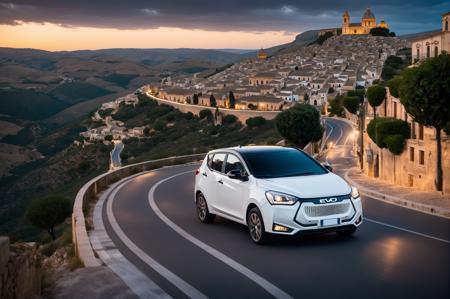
387,76 -> 402,98
153,119 -> 166,131
40,241 -> 58,257
328,95 -> 344,117
384,134 -> 405,155
343,96 -> 360,114
222,114 -> 238,125
367,117 -> 410,154
199,109 -> 213,121
26,195 -> 72,240
246,116 -> 266,127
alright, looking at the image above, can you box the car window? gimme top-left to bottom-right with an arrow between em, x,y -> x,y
210,153 -> 226,173
241,149 -> 327,178
224,154 -> 245,174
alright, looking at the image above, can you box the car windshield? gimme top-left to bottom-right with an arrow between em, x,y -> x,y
241,149 -> 327,178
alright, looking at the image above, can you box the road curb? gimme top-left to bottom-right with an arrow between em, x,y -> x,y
73,153 -> 206,267
344,168 -> 450,219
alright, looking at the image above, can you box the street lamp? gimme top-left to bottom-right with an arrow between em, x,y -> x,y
356,105 -> 365,171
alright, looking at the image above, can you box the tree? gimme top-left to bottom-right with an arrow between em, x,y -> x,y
223,114 -> 238,125
246,116 -> 266,128
370,27 -> 395,37
328,95 -> 345,117
275,104 -> 323,148
104,135 -> 113,141
229,91 -> 236,109
193,93 -> 199,105
26,195 -> 72,240
343,96 -> 360,114
209,94 -> 216,107
367,85 -> 386,119
304,93 -> 310,104
153,119 -> 166,131
199,109 -> 213,121
398,53 -> 450,191
387,76 -> 401,98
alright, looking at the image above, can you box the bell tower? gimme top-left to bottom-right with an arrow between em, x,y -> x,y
342,11 -> 350,34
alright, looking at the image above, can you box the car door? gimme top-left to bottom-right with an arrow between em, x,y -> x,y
216,153 -> 248,222
203,152 -> 226,211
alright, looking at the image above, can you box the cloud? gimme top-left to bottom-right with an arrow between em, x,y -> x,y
0,1 -> 448,34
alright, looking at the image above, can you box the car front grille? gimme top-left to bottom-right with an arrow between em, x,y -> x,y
304,202 -> 351,217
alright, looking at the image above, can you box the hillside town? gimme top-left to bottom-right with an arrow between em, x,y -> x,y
144,34 -> 407,113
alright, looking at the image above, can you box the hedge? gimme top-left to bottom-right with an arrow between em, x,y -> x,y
367,117 -> 410,154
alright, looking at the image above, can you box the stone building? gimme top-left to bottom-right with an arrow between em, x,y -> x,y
411,12 -> 450,63
342,8 -> 389,35
363,88 -> 450,194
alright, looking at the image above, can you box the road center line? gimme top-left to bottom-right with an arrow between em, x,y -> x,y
148,171 -> 294,299
107,173 -> 209,299
365,217 -> 450,244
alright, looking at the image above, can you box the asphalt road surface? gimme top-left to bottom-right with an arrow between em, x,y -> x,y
101,118 -> 449,299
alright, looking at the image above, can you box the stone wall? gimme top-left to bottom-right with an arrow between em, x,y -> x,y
147,94 -> 280,123
0,237 -> 43,299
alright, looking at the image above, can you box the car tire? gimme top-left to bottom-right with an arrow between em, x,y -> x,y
336,226 -> 357,237
196,193 -> 215,223
247,207 -> 269,244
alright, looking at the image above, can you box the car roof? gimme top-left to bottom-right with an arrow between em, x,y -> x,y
209,145 -> 297,155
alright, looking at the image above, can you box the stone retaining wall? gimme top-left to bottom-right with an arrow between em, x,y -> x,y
72,153 -> 207,267
147,94 -> 280,123
0,237 -> 43,299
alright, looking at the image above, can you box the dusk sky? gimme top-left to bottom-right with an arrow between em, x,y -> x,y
0,0 -> 449,50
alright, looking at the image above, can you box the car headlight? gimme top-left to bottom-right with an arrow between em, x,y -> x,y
265,191 -> 298,205
351,186 -> 360,200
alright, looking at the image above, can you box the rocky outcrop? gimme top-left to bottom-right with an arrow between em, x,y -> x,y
0,237 -> 43,299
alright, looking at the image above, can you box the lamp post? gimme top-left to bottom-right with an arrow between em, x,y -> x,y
356,105 -> 365,171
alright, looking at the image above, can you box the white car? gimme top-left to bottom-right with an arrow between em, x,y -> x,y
194,146 -> 363,244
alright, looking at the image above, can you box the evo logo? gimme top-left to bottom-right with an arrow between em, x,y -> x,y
319,197 -> 338,204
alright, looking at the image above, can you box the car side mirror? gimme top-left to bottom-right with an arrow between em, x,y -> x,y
227,169 -> 248,181
322,162 -> 333,172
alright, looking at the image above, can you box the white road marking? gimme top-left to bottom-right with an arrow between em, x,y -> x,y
106,174 -> 209,299
92,184 -> 171,299
365,217 -> 450,244
148,171 -> 294,299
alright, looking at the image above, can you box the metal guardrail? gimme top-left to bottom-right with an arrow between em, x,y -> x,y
72,153 -> 206,267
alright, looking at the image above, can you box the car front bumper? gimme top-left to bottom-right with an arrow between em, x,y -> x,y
262,196 -> 363,235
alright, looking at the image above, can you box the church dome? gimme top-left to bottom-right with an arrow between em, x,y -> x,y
362,8 -> 375,19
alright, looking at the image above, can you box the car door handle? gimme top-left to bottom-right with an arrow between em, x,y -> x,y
217,179 -> 223,184
202,172 -> 207,177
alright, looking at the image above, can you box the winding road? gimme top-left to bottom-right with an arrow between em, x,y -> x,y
95,118 -> 449,299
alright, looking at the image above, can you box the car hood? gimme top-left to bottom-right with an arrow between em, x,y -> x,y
256,172 -> 351,198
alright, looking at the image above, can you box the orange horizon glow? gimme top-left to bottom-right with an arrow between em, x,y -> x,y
0,22 -> 296,51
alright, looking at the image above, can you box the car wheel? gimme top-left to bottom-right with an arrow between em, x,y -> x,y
336,226 -> 357,237
196,193 -> 215,223
247,207 -> 269,244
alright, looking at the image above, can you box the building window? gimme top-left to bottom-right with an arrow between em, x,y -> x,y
419,150 -> 425,165
418,124 -> 424,140
393,102 -> 397,118
427,45 -> 430,58
446,21 -> 449,31
434,46 -> 439,57
416,48 -> 420,59
410,147 -> 415,162
411,122 -> 416,139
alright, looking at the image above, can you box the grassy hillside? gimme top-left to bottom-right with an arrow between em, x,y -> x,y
0,88 -> 69,120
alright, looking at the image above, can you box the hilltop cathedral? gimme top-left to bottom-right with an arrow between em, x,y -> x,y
342,8 -> 388,35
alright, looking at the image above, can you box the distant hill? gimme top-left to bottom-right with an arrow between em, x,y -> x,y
66,48 -> 246,66
0,47 -> 249,124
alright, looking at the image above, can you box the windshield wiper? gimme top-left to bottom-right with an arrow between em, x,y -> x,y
283,172 -> 316,177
